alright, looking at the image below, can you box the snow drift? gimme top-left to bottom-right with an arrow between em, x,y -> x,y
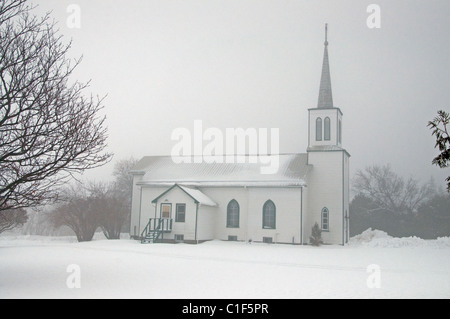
349,228 -> 450,248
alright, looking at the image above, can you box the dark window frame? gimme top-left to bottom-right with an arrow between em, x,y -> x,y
160,203 -> 172,219
262,200 -> 276,229
321,207 -> 329,232
324,117 -> 331,141
316,117 -> 323,141
175,203 -> 186,223
227,199 -> 240,228
338,119 -> 342,144
174,234 -> 184,242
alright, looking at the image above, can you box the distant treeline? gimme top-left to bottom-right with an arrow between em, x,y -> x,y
350,193 -> 450,239
350,164 -> 449,239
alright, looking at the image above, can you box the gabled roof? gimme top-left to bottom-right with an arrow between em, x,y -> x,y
152,184 -> 217,207
178,185 -> 217,207
131,154 -> 310,187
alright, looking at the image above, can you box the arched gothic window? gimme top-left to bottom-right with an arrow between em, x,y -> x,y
324,117 -> 331,141
227,200 -> 240,228
316,118 -> 323,141
263,200 -> 276,229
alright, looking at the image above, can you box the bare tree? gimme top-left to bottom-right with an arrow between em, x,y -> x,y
48,185 -> 100,242
0,0 -> 112,212
88,182 -> 124,240
113,157 -> 137,204
91,158 -> 137,239
428,110 -> 450,191
21,208 -> 56,235
112,157 -> 137,230
0,0 -> 27,24
46,157 -> 137,241
0,207 -> 28,233
353,164 -> 434,214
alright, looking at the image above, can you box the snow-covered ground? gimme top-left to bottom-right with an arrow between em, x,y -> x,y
0,229 -> 449,299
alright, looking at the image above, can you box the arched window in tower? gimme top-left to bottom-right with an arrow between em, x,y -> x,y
316,117 -> 322,141
338,119 -> 342,144
262,200 -> 276,229
324,117 -> 331,141
321,207 -> 329,231
227,199 -> 240,228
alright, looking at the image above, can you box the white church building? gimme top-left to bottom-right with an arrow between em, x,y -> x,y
129,26 -> 350,245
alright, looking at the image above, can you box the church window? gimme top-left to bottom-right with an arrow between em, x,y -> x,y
338,119 -> 342,144
324,117 -> 331,141
227,200 -> 240,228
321,207 -> 329,231
316,118 -> 322,141
263,200 -> 276,229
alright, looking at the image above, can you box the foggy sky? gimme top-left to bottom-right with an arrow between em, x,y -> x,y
34,0 -> 450,188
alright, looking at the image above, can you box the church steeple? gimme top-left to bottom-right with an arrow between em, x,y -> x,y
317,23 -> 333,109
308,24 -> 344,149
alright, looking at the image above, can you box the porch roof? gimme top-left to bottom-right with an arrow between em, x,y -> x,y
152,184 -> 217,207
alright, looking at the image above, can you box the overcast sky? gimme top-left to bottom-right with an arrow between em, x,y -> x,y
34,0 -> 450,188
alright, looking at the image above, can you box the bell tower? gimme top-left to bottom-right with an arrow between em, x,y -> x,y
306,24 -> 350,245
308,24 -> 343,149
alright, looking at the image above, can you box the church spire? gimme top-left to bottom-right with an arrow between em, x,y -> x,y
317,23 -> 334,108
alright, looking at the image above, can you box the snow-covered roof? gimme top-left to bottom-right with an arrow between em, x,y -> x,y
178,185 -> 217,207
132,154 -> 310,187
151,184 -> 217,207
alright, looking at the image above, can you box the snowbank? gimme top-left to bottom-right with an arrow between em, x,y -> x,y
3,229 -> 450,248
0,232 -> 128,246
349,228 -> 450,248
